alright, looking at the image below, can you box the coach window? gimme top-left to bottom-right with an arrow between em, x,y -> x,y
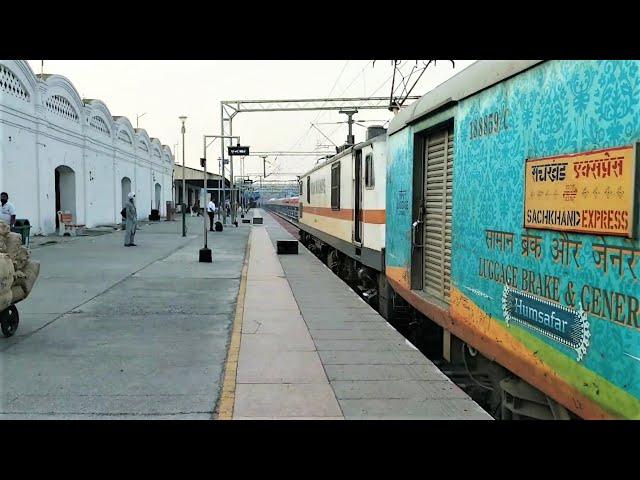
365,153 -> 374,188
331,162 -> 341,210
299,180 -> 303,196
307,176 -> 311,203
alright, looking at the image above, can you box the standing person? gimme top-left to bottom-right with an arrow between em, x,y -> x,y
124,192 -> 138,247
0,192 -> 16,227
207,197 -> 216,231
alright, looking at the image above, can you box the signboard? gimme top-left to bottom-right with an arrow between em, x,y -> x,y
524,145 -> 637,237
228,145 -> 249,156
502,285 -> 589,361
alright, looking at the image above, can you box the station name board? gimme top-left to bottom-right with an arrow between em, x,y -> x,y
524,145 -> 638,237
228,146 -> 249,156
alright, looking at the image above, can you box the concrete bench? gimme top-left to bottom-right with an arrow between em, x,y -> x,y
57,211 -> 85,237
277,240 -> 298,254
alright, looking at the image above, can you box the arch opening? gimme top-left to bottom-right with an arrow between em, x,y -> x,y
121,177 -> 131,209
154,183 -> 162,211
55,165 -> 76,230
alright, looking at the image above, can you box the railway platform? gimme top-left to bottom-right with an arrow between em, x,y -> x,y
1,216 -> 250,419
219,209 -> 492,420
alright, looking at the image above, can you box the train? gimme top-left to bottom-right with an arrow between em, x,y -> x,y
266,60 -> 640,420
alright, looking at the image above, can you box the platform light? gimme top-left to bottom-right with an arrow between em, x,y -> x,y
179,116 -> 187,237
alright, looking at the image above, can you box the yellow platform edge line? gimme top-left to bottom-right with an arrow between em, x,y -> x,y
216,228 -> 252,420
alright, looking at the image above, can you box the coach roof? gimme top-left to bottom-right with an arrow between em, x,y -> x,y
300,132 -> 387,178
388,60 -> 544,136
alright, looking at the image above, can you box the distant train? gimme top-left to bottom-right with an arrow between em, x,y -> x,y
267,196 -> 299,221
267,60 -> 640,420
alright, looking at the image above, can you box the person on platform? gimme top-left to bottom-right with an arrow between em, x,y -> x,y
124,192 -> 138,247
0,192 -> 16,228
207,198 -> 216,231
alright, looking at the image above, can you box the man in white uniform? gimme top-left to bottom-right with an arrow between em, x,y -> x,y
207,198 -> 216,231
0,192 -> 16,227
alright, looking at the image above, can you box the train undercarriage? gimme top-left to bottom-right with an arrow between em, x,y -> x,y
298,226 -> 575,420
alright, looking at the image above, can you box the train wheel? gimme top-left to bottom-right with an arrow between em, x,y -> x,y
1,305 -> 19,338
327,250 -> 339,273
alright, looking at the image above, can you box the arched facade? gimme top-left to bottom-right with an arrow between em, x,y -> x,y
84,99 -> 116,227
0,60 -> 174,234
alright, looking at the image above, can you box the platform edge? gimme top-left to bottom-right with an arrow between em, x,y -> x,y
216,228 -> 252,420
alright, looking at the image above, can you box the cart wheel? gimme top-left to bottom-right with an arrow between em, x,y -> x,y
1,305 -> 19,338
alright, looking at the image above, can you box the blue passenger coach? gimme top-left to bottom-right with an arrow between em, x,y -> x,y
385,60 -> 640,419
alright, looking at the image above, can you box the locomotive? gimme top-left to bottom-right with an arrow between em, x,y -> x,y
267,60 -> 640,420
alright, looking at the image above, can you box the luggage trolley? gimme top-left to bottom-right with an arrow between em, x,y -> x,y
0,302 -> 20,338
1,218 -> 33,335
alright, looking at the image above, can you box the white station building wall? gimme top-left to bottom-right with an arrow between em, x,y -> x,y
0,60 -> 174,235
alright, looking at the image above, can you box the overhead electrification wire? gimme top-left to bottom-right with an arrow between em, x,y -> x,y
312,60 -> 375,129
274,60 -> 353,177
292,60 -> 357,172
391,60 -> 456,108
332,60 -> 375,99
291,60 -> 382,162
310,60 -> 351,125
315,119 -> 389,125
311,123 -> 337,147
371,60 -> 408,97
325,61 -> 406,140
282,60 -> 385,176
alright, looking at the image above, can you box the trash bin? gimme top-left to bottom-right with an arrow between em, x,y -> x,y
165,201 -> 174,221
12,219 -> 31,246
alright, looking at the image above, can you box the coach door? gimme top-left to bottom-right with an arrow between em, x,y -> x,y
354,149 -> 363,244
422,126 -> 454,303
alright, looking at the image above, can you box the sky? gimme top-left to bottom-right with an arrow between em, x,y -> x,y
27,60 -> 476,181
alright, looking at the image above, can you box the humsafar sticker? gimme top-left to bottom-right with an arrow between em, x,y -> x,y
524,145 -> 638,237
502,285 -> 590,361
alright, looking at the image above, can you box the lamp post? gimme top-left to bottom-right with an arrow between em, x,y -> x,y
217,158 -> 222,221
179,116 -> 187,237
172,142 -> 178,211
136,112 -> 147,129
199,142 -> 212,262
204,134 -> 241,228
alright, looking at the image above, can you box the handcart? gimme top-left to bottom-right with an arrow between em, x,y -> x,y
0,302 -> 20,338
0,260 -> 40,338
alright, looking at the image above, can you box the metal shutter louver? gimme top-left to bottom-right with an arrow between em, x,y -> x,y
423,126 -> 454,303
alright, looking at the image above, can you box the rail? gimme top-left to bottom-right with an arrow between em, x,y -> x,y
263,203 -> 299,225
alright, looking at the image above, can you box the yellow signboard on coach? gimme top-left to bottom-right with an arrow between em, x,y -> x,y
524,145 -> 638,237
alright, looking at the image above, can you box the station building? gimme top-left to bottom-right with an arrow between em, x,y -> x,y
0,60 -> 174,235
172,164 -> 230,210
